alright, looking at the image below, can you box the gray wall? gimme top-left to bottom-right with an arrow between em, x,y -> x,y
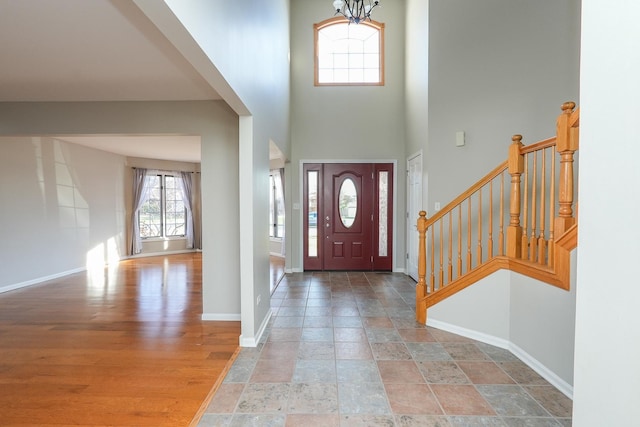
0,136 -> 126,291
405,0 -> 581,395
153,0 -> 291,343
429,251 -> 577,395
404,0 -> 429,160
0,101 -> 241,320
425,0 -> 580,211
289,0 -> 407,272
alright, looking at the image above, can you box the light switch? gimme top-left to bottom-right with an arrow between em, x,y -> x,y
456,131 -> 465,147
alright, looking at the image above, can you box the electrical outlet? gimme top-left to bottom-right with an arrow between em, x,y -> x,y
257,295 -> 261,305
435,202 -> 441,211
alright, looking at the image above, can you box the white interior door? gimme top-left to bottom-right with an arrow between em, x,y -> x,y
406,152 -> 423,281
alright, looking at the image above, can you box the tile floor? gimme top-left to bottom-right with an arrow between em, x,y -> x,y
197,272 -> 572,427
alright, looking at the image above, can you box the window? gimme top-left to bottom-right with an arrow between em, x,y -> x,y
269,170 -> 285,239
314,17 -> 384,86
138,174 -> 186,238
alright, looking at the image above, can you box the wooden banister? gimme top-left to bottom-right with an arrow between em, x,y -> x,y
555,101 -> 579,236
415,102 -> 579,324
507,135 -> 525,258
423,161 -> 508,228
416,210 -> 427,324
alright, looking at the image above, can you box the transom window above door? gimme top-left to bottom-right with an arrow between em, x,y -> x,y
314,17 -> 385,86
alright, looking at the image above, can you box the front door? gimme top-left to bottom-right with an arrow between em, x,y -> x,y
303,163 -> 393,271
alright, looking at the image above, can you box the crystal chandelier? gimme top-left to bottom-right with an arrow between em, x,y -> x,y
332,0 -> 380,24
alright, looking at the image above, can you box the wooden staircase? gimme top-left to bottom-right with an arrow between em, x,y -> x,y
415,102 -> 580,324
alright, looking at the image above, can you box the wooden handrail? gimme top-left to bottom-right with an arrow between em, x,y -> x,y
520,136 -> 557,154
424,160 -> 508,228
416,102 -> 579,323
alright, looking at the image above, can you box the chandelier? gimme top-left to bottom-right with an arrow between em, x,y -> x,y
333,0 -> 380,24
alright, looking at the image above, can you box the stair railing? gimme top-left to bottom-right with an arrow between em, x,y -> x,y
416,102 -> 579,324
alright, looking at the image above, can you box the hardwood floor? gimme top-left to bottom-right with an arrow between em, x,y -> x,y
0,253 -> 240,427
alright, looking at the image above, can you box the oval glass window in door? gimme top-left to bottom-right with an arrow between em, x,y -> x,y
338,178 -> 357,228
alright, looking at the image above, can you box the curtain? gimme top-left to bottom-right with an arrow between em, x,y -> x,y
279,168 -> 285,202
179,171 -> 194,249
269,168 -> 286,258
130,168 -> 152,254
192,172 -> 202,250
277,168 -> 286,255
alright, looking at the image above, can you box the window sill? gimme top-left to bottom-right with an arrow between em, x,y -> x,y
141,237 -> 186,242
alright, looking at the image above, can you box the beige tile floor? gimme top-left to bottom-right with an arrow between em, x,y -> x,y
198,272 -> 572,427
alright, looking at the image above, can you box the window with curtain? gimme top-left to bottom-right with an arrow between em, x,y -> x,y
269,170 -> 285,239
138,173 -> 186,239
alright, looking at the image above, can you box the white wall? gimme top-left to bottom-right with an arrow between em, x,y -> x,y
0,137 -> 126,292
573,1 -> 640,425
0,101 -> 241,320
289,0 -> 407,272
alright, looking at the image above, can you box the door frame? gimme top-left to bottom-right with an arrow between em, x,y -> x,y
298,159 -> 398,272
406,151 -> 423,281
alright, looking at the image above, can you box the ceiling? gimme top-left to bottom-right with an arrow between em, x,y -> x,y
58,135 -> 202,163
0,0 -> 222,162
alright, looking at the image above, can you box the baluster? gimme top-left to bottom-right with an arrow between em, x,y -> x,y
430,224 -> 435,293
507,135 -> 524,258
489,181 -> 494,258
416,211 -> 427,324
521,154 -> 529,259
537,148 -> 547,264
555,101 -> 579,235
448,211 -> 453,282
529,152 -> 538,262
467,198 -> 472,270
457,205 -> 463,276
477,189 -> 483,263
439,219 -> 444,289
499,171 -> 505,256
548,146 -> 556,267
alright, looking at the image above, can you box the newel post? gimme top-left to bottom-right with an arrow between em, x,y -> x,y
506,135 -> 524,258
555,101 -> 579,236
416,210 -> 428,324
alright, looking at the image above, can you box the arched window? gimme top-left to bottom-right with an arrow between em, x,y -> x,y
314,17 -> 385,86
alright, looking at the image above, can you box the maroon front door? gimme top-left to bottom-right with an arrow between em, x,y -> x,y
323,163 -> 374,270
303,163 -> 393,271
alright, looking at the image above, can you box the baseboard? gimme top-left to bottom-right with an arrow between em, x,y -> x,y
286,267 -> 404,274
426,318 -> 510,350
127,249 -> 197,259
239,309 -> 272,347
509,342 -> 574,399
426,318 -> 573,399
201,313 -> 241,321
0,267 -> 86,294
